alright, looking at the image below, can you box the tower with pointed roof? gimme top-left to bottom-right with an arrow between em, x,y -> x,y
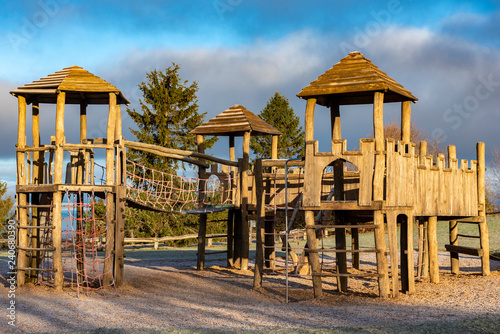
11,66 -> 129,290
253,52 -> 489,299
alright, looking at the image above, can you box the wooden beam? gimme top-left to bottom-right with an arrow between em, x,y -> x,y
271,135 -> 278,160
54,92 -> 65,184
124,140 -> 238,167
197,134 -> 208,271
305,98 -> 317,142
449,220 -> 459,274
305,210 -> 323,298
401,100 -> 411,142
374,211 -> 389,298
477,142 -> 490,276
428,216 -> 439,283
253,159 -> 264,289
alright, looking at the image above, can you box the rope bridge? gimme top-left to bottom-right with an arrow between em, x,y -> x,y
125,159 -> 235,214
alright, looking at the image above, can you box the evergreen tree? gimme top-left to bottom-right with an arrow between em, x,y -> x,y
127,63 -> 216,171
0,181 -> 14,233
125,64 -> 218,240
250,92 -> 305,159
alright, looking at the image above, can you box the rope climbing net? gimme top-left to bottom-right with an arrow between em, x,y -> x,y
126,159 -> 234,213
39,191 -> 116,296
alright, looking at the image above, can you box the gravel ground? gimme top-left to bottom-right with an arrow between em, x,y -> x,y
1,252 -> 500,334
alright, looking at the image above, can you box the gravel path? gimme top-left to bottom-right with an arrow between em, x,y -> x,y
2,252 -> 500,333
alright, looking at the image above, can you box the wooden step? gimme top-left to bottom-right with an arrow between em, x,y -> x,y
445,244 -> 483,256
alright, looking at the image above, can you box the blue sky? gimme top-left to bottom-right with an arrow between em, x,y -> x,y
1,0 -> 500,195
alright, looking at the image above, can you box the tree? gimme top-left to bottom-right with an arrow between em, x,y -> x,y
0,181 -> 14,233
127,63 -> 216,171
250,92 -> 305,159
125,64 -> 216,239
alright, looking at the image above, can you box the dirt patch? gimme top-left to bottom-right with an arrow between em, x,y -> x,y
1,253 -> 500,333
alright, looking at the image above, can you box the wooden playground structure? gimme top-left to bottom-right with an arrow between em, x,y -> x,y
11,52 -> 490,298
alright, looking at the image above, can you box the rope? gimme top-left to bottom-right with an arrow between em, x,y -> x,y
125,159 -> 233,213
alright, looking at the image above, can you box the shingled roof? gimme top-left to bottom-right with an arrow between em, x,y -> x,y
10,65 -> 129,105
297,51 -> 417,106
190,104 -> 282,137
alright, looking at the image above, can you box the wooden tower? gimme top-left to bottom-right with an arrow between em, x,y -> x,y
191,104 -> 282,270
11,66 -> 129,290
253,52 -> 489,298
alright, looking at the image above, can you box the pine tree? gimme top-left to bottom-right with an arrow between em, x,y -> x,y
0,181 -> 14,233
127,63 -> 216,171
250,92 -> 305,159
125,63 -> 216,239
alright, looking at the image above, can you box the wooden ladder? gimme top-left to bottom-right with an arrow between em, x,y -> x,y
445,216 -> 489,275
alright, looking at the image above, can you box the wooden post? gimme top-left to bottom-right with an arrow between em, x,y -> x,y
103,93 -> 117,286
271,135 -> 278,160
30,102 -> 41,282
54,92 -> 66,184
400,214 -> 414,294
335,212 -> 347,292
401,100 -> 411,143
305,210 -> 323,298
16,96 -> 28,286
477,142 -> 490,276
449,220 -> 459,274
53,91 -> 66,290
114,184 -> 126,286
373,92 -> 385,201
240,131 -> 251,270
197,134 -> 208,270
422,220 -> 429,279
80,103 -> 87,143
374,211 -> 390,298
386,211 -> 399,297
420,141 -> 427,165
331,102 -> 341,147
428,216 -> 439,283
227,209 -> 234,267
305,98 -> 317,142
253,159 -> 265,289
351,225 -> 360,270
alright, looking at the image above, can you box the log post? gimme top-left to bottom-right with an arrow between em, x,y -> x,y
401,100 -> 411,143
16,95 -> 28,286
240,131 -> 251,270
30,102 -> 41,283
449,220 -> 459,274
351,225 -> 360,270
103,93 -> 117,286
197,134 -> 208,270
477,142 -> 490,276
374,211 -> 390,298
253,159 -> 265,289
386,211 -> 399,297
428,216 -> 439,283
373,92 -> 385,201
419,141 -> 427,165
271,135 -> 278,160
330,102 -> 341,150
305,98 -> 317,142
53,91 -> 66,290
305,210 -> 323,298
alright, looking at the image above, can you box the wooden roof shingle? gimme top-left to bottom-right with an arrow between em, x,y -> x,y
10,65 -> 129,105
297,51 -> 417,106
190,105 -> 282,137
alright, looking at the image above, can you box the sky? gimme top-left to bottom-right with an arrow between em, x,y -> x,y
1,0 -> 500,195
